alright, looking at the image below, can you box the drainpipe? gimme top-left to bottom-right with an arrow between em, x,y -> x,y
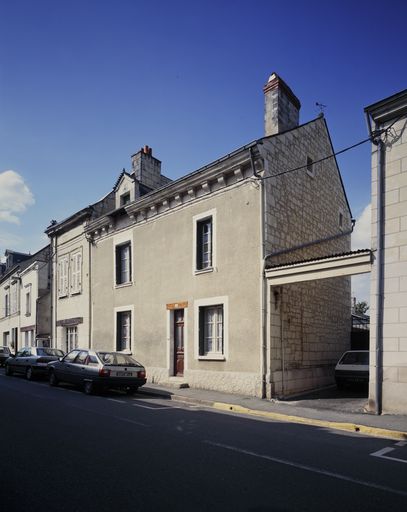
374,129 -> 385,416
365,112 -> 384,416
250,147 -> 267,398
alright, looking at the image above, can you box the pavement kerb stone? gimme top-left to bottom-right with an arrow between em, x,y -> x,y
139,388 -> 407,441
210,402 -> 407,441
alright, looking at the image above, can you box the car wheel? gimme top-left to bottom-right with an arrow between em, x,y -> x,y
49,371 -> 59,387
84,381 -> 94,395
26,367 -> 34,381
125,386 -> 138,396
5,364 -> 13,376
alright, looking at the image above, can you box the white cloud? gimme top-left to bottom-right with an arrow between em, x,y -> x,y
352,203 -> 371,250
0,170 -> 35,225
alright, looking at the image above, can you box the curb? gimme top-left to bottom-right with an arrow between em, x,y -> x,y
140,387 -> 407,441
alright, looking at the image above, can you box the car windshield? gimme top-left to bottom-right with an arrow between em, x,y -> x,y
97,352 -> 141,367
340,352 -> 369,365
37,348 -> 64,357
0,348 -> 10,354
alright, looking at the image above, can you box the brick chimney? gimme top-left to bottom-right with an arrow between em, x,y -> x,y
264,73 -> 301,136
131,145 -> 162,190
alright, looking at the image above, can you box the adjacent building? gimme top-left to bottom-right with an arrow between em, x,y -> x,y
0,247 -> 51,351
365,89 -> 407,414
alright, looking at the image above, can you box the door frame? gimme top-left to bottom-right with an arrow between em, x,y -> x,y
166,305 -> 188,377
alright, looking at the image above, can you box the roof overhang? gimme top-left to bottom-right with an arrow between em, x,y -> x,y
265,250 -> 372,286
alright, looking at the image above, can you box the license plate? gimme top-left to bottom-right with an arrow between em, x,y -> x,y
116,371 -> 133,377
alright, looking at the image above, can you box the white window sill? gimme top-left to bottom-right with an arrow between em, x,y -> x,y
70,290 -> 82,296
194,267 -> 214,276
115,282 -> 133,289
198,354 -> 225,361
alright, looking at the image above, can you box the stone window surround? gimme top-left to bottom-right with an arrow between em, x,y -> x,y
194,296 -> 229,361
113,305 -> 134,353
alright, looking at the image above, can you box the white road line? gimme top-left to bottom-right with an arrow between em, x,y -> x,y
371,446 -> 407,464
205,441 -> 407,497
108,398 -> 126,404
395,441 -> 407,447
132,403 -> 178,410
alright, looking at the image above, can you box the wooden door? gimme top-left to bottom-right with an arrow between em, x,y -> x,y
174,309 -> 184,376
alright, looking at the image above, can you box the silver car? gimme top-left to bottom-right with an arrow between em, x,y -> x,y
5,347 -> 65,380
48,349 -> 147,395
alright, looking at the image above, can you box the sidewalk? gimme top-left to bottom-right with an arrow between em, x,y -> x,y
139,383 -> 407,441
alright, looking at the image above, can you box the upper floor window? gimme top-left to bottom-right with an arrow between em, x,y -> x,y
10,283 -> 18,315
306,156 -> 315,177
58,256 -> 69,298
196,218 -> 212,270
115,242 -> 132,285
25,284 -> 32,316
120,192 -> 131,206
4,293 -> 9,317
70,251 -> 82,295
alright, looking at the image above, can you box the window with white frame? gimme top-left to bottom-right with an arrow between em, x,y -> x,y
116,311 -> 131,351
24,329 -> 35,347
70,251 -> 82,294
115,242 -> 132,285
199,305 -> 224,356
66,326 -> 78,352
193,210 -> 216,273
4,292 -> 9,317
58,256 -> 69,298
10,283 -> 18,315
25,284 -> 32,316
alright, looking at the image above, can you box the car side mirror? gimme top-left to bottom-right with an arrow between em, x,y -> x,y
59,357 -> 64,362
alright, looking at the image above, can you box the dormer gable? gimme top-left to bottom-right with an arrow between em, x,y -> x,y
114,170 -> 138,209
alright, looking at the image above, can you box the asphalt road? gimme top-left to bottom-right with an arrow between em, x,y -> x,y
1,370 -> 406,512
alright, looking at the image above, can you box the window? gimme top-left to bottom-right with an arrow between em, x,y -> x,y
24,330 -> 34,347
339,211 -> 344,229
116,311 -> 131,351
306,156 -> 314,177
4,293 -> 9,317
74,351 -> 88,365
25,285 -> 32,316
115,243 -> 132,285
70,251 -> 82,294
66,326 -> 78,352
64,349 -> 81,363
199,305 -> 224,356
58,256 -> 69,297
10,283 -> 18,314
120,192 -> 131,206
196,218 -> 212,270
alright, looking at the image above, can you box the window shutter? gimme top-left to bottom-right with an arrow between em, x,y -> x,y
116,312 -> 122,351
115,246 -> 121,284
128,244 -> 132,282
198,307 -> 205,356
196,222 -> 203,270
77,252 -> 82,289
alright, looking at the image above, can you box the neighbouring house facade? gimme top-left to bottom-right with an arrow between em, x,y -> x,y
44,73 -> 352,398
0,247 -> 51,351
365,89 -> 407,414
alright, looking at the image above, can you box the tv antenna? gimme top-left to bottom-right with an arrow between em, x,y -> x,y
316,102 -> 327,115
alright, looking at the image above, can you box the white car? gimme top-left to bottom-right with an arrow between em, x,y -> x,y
335,350 -> 369,388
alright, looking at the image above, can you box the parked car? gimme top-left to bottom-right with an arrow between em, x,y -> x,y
5,347 -> 65,380
0,346 -> 12,367
48,349 -> 147,395
335,350 -> 369,388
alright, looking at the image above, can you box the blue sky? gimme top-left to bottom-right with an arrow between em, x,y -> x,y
1,0 -> 406,301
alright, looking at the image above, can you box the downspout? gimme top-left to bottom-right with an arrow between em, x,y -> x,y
369,116 -> 384,416
250,147 -> 267,399
88,235 -> 92,349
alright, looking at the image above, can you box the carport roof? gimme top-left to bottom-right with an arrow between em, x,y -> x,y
265,249 -> 372,286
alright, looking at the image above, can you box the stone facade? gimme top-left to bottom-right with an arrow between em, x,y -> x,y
366,90 -> 407,414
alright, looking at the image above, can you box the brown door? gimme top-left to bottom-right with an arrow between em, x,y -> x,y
174,309 -> 184,376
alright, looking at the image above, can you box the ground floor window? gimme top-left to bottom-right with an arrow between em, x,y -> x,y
199,305 -> 224,356
24,330 -> 35,347
116,311 -> 131,351
66,326 -> 78,353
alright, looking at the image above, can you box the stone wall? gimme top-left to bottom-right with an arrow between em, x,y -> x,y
262,117 -> 352,396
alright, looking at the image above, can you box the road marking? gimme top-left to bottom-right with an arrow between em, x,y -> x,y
371,446 -> 407,464
395,441 -> 406,447
132,402 -> 178,410
108,398 -> 126,404
205,441 -> 407,497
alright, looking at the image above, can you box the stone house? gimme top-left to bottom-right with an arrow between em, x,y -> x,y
365,88 -> 407,414
46,73 -> 352,397
0,246 -> 51,350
